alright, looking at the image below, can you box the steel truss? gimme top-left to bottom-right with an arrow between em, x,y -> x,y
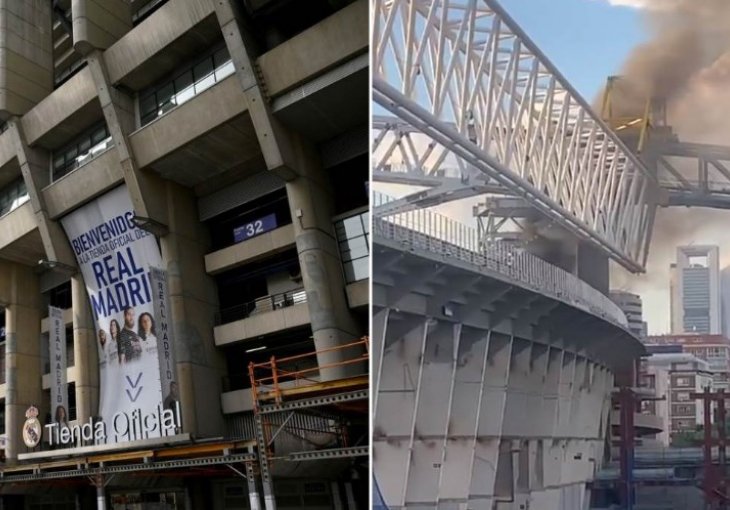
372,0 -> 658,272
653,142 -> 730,208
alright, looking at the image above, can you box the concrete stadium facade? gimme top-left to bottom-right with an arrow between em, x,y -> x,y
0,0 -> 368,508
372,216 -> 644,510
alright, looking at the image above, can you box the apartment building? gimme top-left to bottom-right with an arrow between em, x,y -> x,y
0,0 -> 368,508
645,334 -> 730,391
642,353 -> 714,443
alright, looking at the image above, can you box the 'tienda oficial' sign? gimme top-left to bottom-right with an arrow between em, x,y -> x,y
44,402 -> 182,446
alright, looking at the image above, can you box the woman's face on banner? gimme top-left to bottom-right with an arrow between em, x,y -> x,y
110,320 -> 118,337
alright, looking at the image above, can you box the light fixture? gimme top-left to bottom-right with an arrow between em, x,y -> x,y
443,306 -> 454,317
37,259 -> 77,275
245,346 -> 267,353
131,214 -> 169,236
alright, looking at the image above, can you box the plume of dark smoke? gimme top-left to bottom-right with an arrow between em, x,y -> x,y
605,0 -> 730,332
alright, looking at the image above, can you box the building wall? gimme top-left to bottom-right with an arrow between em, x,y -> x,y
0,0 -> 369,476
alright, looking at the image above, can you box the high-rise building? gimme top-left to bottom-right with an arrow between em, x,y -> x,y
610,291 -> 646,338
0,0 -> 368,507
670,245 -> 721,334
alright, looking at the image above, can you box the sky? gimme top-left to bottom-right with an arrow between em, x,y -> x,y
497,0 -> 647,100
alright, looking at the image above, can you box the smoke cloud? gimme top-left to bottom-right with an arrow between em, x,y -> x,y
606,0 -> 730,333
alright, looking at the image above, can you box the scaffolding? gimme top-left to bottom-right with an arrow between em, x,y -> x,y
248,336 -> 370,510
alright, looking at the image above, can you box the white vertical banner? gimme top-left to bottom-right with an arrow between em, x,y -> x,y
48,306 -> 68,427
59,185 -> 180,445
150,267 -> 180,427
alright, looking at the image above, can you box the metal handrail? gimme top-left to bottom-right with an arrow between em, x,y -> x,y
249,337 -> 369,409
215,288 -> 307,325
373,192 -> 628,329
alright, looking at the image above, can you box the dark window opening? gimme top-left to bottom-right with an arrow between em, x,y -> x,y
44,281 -> 73,311
132,0 -> 170,25
241,0 -> 358,53
222,326 -> 315,391
215,249 -> 302,324
327,153 -> 368,216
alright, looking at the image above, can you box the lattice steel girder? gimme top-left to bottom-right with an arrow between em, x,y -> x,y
372,0 -> 659,272
651,141 -> 730,206
258,390 -> 369,414
286,446 -> 369,461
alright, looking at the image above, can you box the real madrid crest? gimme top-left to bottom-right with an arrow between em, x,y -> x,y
22,405 -> 41,448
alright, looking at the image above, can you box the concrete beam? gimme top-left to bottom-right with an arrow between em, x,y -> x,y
20,66 -> 98,147
7,120 -> 76,268
86,51 -> 167,226
256,0 -> 368,97
42,147 -> 123,219
104,0 -> 216,87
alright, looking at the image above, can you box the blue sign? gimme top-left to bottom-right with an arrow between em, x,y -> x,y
234,213 -> 278,243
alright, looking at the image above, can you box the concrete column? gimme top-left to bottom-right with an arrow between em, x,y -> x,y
285,150 -> 363,380
86,51 -> 167,225
72,274 -> 98,424
0,261 -> 42,462
8,120 -> 76,268
160,182 -> 225,438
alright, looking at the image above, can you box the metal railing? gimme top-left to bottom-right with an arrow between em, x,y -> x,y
215,288 -> 307,325
373,192 -> 628,328
249,336 -> 369,409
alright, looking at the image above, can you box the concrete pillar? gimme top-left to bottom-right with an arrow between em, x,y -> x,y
72,274 -> 98,424
284,149 -> 363,380
0,1 -> 53,118
160,182 -> 225,438
86,51 -> 168,225
8,120 -> 77,268
1,261 -> 42,462
72,0 -> 132,55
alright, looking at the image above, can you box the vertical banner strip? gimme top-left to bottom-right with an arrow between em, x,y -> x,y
150,267 -> 180,431
49,306 -> 68,428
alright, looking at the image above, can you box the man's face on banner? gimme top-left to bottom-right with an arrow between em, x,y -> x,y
124,307 -> 135,329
